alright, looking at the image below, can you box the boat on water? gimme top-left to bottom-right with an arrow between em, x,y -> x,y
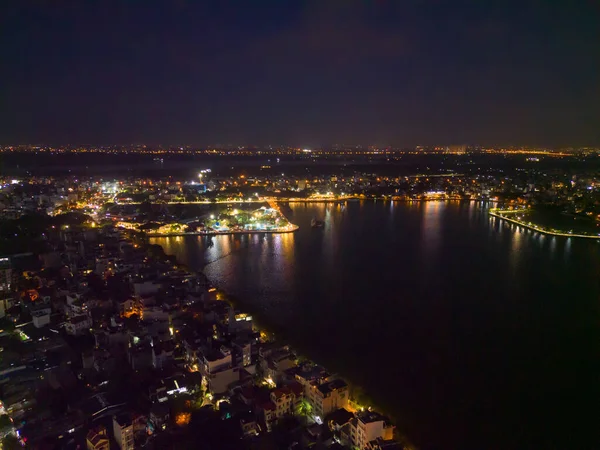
311,218 -> 324,228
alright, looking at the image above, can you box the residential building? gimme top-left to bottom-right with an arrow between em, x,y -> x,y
349,411 -> 395,450
86,425 -> 109,450
261,401 -> 277,432
239,411 -> 259,437
228,308 -> 253,333
233,338 -> 252,367
287,381 -> 305,410
133,280 -> 161,297
200,348 -> 239,394
308,379 -> 348,420
290,362 -> 330,395
260,383 -> 304,431
326,407 -> 354,432
149,403 -> 170,432
118,298 -> 137,317
65,314 -> 92,335
152,340 -> 175,369
32,309 -> 50,328
270,387 -> 294,417
260,347 -> 297,384
128,342 -> 153,370
113,414 -> 134,450
207,366 -> 239,395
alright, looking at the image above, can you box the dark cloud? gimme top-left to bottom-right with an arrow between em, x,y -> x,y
0,0 -> 598,146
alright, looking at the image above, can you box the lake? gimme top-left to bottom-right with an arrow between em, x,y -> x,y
151,200 -> 600,449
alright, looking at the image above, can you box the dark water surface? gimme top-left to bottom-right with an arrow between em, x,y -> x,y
151,201 -> 600,449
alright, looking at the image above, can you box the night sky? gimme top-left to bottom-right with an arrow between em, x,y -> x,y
2,0 -> 599,146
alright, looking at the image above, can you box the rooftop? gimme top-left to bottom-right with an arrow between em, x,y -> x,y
80,393 -> 126,419
70,314 -> 91,324
86,425 -> 108,445
289,362 -> 330,381
203,349 -> 229,362
261,400 -> 276,411
367,438 -> 403,449
114,413 -> 133,427
357,410 -> 389,425
325,408 -> 354,426
271,387 -> 292,400
317,379 -> 347,396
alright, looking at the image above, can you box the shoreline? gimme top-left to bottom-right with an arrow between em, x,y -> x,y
196,280 -> 412,447
285,197 -> 492,203
117,197 -> 498,205
489,209 -> 600,240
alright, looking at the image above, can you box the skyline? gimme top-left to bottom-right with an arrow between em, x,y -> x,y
1,143 -> 598,151
2,0 -> 600,146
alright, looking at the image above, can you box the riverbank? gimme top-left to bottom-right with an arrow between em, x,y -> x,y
144,233 -> 413,448
489,209 -> 600,239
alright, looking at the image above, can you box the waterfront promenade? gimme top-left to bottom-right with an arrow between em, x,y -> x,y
146,223 -> 299,237
489,209 -> 600,240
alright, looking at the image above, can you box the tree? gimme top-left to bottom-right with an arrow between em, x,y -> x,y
295,398 -> 312,425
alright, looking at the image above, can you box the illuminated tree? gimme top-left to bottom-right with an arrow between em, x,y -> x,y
295,398 -> 312,425
175,412 -> 191,427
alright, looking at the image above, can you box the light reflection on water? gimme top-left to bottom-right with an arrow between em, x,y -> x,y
150,201 -> 600,450
421,201 -> 443,259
